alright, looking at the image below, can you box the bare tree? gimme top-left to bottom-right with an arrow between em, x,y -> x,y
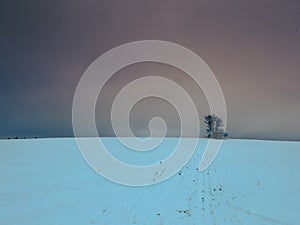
204,114 -> 228,139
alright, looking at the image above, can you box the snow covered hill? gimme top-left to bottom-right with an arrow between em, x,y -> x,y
0,138 -> 299,225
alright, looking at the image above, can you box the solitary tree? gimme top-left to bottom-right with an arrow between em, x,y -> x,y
204,114 -> 228,139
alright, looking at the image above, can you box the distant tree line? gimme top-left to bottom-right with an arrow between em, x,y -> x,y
6,136 -> 38,140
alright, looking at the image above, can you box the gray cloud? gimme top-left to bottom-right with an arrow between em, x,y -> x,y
0,0 -> 299,140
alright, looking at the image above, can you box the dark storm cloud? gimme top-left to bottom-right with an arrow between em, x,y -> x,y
0,0 -> 299,140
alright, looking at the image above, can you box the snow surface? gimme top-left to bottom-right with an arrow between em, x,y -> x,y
0,138 -> 299,225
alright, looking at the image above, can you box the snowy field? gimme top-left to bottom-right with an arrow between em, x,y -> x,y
0,138 -> 299,225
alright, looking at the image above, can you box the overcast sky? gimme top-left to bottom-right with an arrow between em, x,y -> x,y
0,0 -> 300,140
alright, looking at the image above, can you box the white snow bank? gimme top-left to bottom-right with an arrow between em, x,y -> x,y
0,138 -> 299,225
